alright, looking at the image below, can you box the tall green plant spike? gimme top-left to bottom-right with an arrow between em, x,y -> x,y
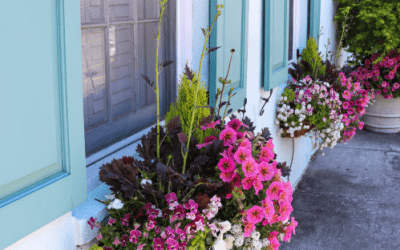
165,72 -> 212,143
301,37 -> 326,78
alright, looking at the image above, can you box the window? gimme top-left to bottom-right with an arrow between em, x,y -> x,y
80,0 -> 176,158
287,0 -> 310,65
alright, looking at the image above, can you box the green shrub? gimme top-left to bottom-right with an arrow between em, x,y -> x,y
165,72 -> 212,143
300,37 -> 326,79
334,0 -> 400,66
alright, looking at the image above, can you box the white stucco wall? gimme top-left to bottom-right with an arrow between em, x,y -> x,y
5,1 -> 341,249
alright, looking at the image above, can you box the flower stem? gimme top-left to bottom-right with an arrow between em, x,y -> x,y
181,6 -> 222,174
155,0 -> 167,159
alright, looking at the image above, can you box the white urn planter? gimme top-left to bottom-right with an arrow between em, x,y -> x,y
361,95 -> 400,133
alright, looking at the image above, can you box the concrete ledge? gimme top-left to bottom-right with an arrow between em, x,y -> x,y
72,183 -> 112,246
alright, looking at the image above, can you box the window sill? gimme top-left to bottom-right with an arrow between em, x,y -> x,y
72,121 -> 165,245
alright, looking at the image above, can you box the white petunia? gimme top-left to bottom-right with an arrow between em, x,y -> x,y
234,235 -> 244,247
250,230 -> 261,240
107,198 -> 124,210
141,179 -> 152,187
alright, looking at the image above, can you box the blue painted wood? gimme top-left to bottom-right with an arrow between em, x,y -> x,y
209,0 -> 249,114
263,0 -> 290,91
0,0 -> 87,248
309,0 -> 321,41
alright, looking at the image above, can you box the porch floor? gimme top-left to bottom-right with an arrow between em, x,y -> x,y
279,128 -> 400,249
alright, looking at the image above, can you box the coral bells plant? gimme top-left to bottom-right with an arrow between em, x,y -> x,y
353,48 -> 400,99
202,121 -> 298,249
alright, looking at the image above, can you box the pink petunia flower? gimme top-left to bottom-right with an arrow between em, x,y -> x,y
218,157 -> 236,173
196,135 -> 217,149
138,244 -> 146,250
259,146 -> 274,163
290,217 -> 299,235
226,118 -> 243,131
242,157 -> 259,177
342,102 -> 350,109
258,162 -> 275,181
282,225 -> 294,242
234,146 -> 252,164
358,122 -> 364,130
239,138 -> 252,150
246,206 -> 265,224
243,222 -> 256,237
342,90 -> 352,100
200,120 -> 220,130
261,197 -> 275,221
253,178 -> 264,195
242,176 -> 256,190
219,127 -> 237,146
233,174 -> 242,188
266,181 -> 284,200
220,171 -> 236,182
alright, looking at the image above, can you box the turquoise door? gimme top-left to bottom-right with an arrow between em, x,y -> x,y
0,0 -> 87,248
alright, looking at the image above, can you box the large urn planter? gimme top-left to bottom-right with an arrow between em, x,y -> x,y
361,95 -> 400,133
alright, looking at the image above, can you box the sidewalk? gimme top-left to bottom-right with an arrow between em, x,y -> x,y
280,128 -> 400,250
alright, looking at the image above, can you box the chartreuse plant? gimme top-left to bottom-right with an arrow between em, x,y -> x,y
334,0 -> 400,66
301,35 -> 326,80
165,71 -> 212,144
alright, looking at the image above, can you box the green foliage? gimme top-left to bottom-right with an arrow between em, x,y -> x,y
301,37 -> 326,79
282,88 -> 296,102
88,244 -> 103,250
165,72 -> 212,143
188,228 -> 210,250
334,0 -> 400,66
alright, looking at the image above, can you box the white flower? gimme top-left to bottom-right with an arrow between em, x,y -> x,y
231,224 -> 242,235
107,198 -> 124,210
250,230 -> 261,240
234,235 -> 244,247
251,239 -> 263,250
278,233 -> 285,241
291,121 -> 296,126
141,179 -> 152,187
105,194 -> 115,201
283,96 -> 288,101
261,238 -> 270,247
284,123 -> 288,127
280,96 -> 284,101
275,119 -> 280,125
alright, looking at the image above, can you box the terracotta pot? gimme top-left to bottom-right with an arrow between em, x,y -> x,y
361,95 -> 400,133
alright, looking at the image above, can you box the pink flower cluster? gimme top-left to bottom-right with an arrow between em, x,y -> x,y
212,119 -> 298,248
88,193 -> 220,250
355,49 -> 400,99
337,72 -> 370,142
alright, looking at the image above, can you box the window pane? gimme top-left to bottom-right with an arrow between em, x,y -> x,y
109,0 -> 134,21
109,24 -> 136,118
81,28 -> 108,130
80,0 -> 105,24
137,22 -> 158,107
137,0 -> 159,20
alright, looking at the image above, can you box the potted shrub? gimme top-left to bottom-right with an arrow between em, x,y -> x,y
351,49 -> 400,133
